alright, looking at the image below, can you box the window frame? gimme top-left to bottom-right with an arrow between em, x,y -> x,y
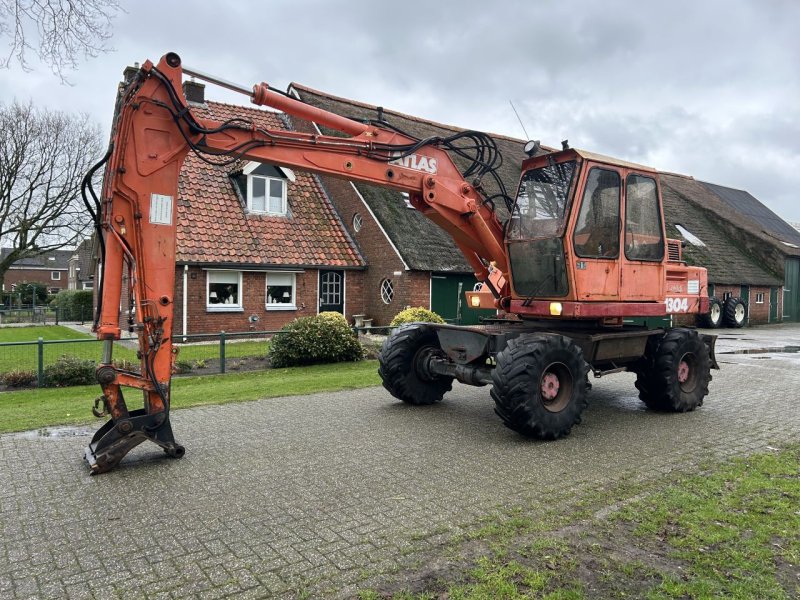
246,174 -> 287,216
623,173 -> 665,262
571,167 -> 621,260
51,271 -> 62,281
755,292 -> 764,304
380,278 -> 394,304
206,270 -> 244,312
265,272 -> 297,311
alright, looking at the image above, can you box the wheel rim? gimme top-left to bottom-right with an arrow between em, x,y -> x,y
710,303 -> 721,323
539,362 -> 573,413
677,352 -> 698,393
734,303 -> 745,323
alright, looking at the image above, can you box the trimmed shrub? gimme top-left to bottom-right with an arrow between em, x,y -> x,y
270,314 -> 363,368
51,289 -> 94,320
2,369 -> 37,388
390,307 -> 446,327
43,355 -> 96,387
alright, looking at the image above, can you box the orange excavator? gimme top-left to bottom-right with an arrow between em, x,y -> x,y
82,53 -> 717,473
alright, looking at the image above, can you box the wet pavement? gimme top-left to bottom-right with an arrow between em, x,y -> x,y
0,323 -> 798,599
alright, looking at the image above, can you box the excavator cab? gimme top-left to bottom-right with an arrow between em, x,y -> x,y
505,149 -> 669,315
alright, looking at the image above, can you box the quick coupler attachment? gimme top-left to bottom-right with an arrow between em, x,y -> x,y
84,408 -> 185,475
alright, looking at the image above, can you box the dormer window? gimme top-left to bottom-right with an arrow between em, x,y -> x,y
248,175 -> 286,214
237,162 -> 295,216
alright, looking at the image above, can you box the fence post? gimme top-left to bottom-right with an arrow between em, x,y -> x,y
55,306 -> 59,326
37,337 -> 44,387
220,331 -> 226,374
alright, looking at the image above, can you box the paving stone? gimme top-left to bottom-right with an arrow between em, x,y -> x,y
1,324 -> 799,598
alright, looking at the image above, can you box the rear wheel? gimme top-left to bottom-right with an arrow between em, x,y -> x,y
635,328 -> 711,412
723,296 -> 747,328
697,296 -> 723,328
491,334 -> 590,439
378,324 -> 453,405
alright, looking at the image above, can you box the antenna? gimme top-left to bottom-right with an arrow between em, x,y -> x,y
509,100 -> 530,140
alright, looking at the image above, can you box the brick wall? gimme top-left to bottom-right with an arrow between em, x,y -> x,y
173,267 -> 317,335
169,267 -> 367,336
4,268 -> 68,292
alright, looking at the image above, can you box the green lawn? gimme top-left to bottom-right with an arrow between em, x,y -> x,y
359,445 -> 800,599
0,325 -> 88,342
0,359 -> 381,433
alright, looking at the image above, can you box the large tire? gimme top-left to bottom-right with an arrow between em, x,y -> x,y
378,323 -> 453,405
723,296 -> 747,328
635,328 -> 711,412
491,334 -> 590,440
697,296 -> 723,328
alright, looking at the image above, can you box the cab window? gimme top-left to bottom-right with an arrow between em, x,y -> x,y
573,168 -> 620,259
625,174 -> 664,261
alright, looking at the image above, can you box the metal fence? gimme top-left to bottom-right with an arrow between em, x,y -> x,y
0,305 -> 93,325
0,326 -> 392,387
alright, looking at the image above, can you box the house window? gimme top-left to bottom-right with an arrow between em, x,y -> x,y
51,271 -> 61,280
380,278 -> 394,304
82,281 -> 94,290
207,270 -> 242,311
247,175 -> 287,215
266,272 -> 296,310
755,292 -> 764,304
352,213 -> 363,232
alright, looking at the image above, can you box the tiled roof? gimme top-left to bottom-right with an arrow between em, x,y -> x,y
700,181 -> 800,247
290,84 -> 531,273
176,101 -> 364,269
0,248 -> 71,269
660,175 -> 782,286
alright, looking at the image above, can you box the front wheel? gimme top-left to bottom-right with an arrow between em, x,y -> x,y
378,323 -> 453,405
491,334 -> 590,440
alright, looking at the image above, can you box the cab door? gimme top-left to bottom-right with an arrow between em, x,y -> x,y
619,172 -> 665,301
570,166 -> 621,300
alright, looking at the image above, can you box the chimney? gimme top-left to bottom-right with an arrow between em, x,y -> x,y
122,62 -> 140,85
183,78 -> 206,105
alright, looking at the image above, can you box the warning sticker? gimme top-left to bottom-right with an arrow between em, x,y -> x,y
149,194 -> 173,225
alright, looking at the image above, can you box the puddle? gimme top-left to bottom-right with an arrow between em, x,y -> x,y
10,426 -> 94,440
721,346 -> 800,355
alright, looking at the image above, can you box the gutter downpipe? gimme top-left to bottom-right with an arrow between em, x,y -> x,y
182,265 -> 188,341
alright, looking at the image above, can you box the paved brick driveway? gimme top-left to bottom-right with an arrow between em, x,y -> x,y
1,325 -> 799,598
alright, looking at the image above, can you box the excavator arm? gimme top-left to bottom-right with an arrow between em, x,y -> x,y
84,52 -> 510,473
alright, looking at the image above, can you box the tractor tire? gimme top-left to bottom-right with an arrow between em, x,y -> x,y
635,328 -> 711,412
490,334 -> 590,440
697,296 -> 723,328
378,323 -> 453,405
723,296 -> 747,328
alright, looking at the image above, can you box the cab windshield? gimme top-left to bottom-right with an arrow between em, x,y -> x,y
508,160 -> 577,240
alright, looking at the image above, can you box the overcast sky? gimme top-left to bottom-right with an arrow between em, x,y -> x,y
2,0 -> 798,221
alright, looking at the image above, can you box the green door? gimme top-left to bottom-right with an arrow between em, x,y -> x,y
770,287 -> 779,322
430,274 -> 495,325
784,258 -> 800,322
739,285 -> 750,326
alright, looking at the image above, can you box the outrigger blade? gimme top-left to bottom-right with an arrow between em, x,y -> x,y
84,409 -> 185,475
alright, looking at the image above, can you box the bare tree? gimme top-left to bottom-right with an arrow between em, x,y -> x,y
0,100 -> 102,291
0,0 -> 121,79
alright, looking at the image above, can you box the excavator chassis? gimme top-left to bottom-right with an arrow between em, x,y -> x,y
84,409 -> 184,475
